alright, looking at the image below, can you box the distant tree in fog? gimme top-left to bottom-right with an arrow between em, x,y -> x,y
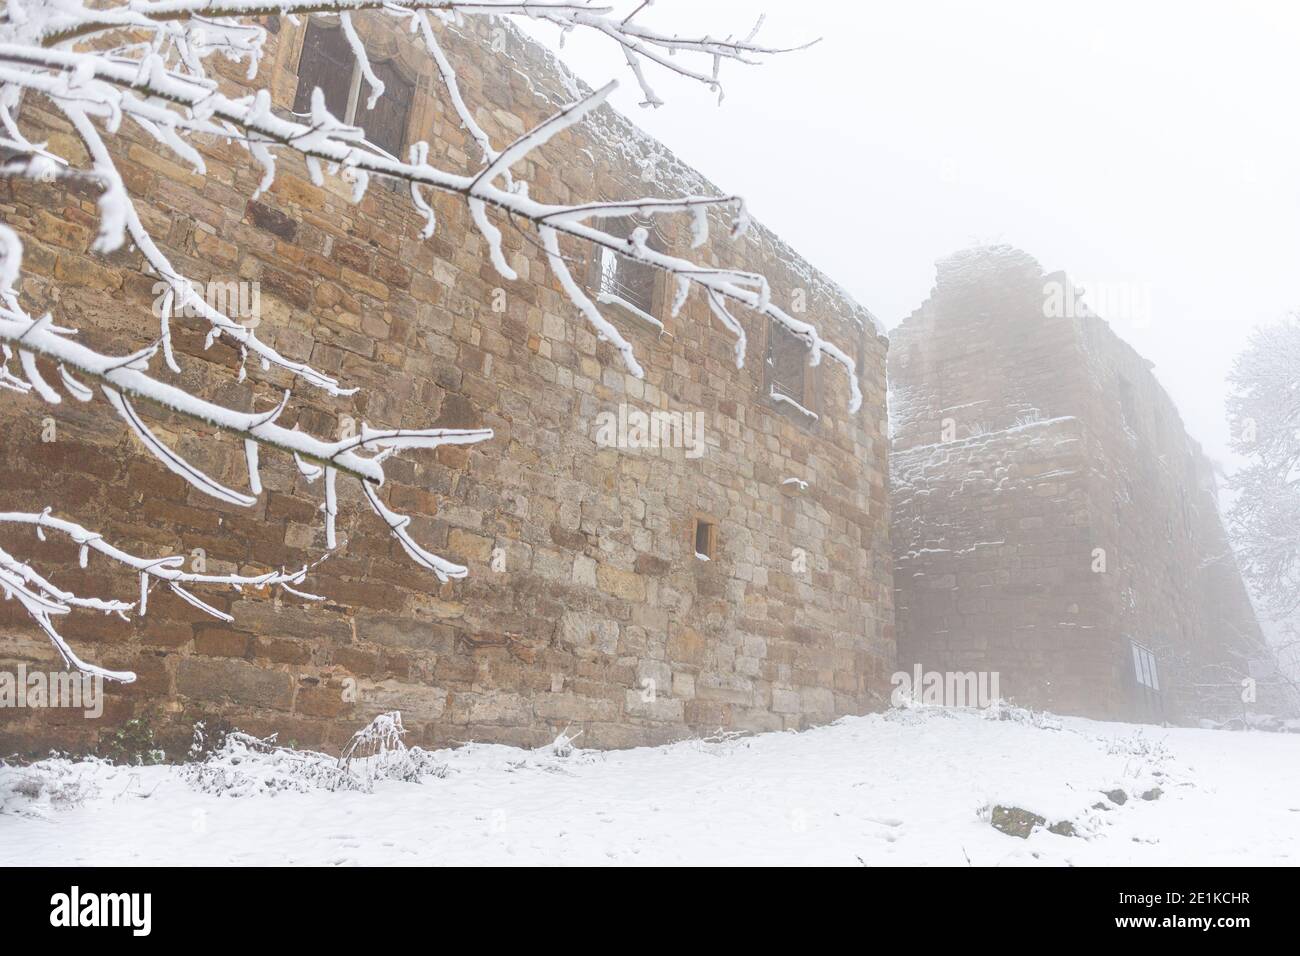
1227,315 -> 1300,621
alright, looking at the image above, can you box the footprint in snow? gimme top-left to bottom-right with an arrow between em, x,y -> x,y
864,816 -> 904,842
865,816 -> 904,827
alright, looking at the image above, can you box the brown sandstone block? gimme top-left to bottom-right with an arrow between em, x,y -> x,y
176,657 -> 294,711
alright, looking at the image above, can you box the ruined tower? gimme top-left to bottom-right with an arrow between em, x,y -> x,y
890,246 -> 1270,722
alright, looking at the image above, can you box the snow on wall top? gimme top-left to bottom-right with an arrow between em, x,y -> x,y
469,18 -> 883,337
896,243 -> 1216,490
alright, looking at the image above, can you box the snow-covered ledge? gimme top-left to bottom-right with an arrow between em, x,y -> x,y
770,388 -> 819,421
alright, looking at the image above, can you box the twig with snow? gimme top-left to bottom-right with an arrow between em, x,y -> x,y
0,1 -> 853,680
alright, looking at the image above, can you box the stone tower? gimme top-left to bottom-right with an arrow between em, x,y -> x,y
890,246 -> 1271,722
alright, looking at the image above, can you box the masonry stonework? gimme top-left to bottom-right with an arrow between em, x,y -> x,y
0,18 -> 893,755
890,246 -> 1270,722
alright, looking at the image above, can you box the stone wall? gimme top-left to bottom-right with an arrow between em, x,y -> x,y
893,417 -> 1125,717
891,246 -> 1271,723
0,17 -> 892,755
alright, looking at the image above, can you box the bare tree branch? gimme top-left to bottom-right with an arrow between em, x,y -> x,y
0,0 -> 847,680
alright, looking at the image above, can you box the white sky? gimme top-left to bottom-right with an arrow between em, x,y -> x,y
522,0 -> 1300,468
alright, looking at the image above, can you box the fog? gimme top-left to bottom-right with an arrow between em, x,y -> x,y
522,0 -> 1300,470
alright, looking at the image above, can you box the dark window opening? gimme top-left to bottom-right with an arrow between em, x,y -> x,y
595,216 -> 660,318
693,518 -> 716,561
362,59 -> 415,158
767,321 -> 808,406
293,20 -> 413,158
293,20 -> 354,120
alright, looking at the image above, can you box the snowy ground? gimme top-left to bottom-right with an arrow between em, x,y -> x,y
3,707 -> 1298,866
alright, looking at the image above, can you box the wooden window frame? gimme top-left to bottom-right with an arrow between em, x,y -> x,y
1131,640 -> 1160,691
587,215 -> 667,334
292,19 -> 355,119
763,318 -> 818,420
1129,639 -> 1164,722
293,19 -> 414,160
691,514 -> 718,561
362,57 -> 416,159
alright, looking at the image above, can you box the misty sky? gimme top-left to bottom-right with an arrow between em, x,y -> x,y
522,0 -> 1300,471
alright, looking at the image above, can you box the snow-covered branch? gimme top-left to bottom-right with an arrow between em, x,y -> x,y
0,508 -> 327,682
0,295 -> 493,570
0,2 -> 856,407
0,0 -> 850,678
0,231 -> 489,673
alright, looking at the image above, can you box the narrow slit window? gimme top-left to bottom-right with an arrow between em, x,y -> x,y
693,518 -> 716,561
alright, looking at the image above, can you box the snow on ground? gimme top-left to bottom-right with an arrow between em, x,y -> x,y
3,707 -> 1298,866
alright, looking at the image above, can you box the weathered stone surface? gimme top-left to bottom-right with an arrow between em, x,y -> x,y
624,689 -> 684,722
245,200 -> 299,241
1,15 -> 892,755
891,246 -> 1274,724
596,564 -> 646,603
990,805 -> 1046,839
295,680 -> 355,719
558,612 -> 620,657
176,658 -> 295,711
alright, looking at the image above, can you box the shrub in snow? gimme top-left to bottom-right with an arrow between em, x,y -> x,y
679,729 -> 753,760
543,727 -> 582,760
182,712 -> 445,797
97,716 -> 165,766
181,731 -> 354,797
980,699 -> 1063,731
1103,731 -> 1171,765
883,705 -> 956,727
1197,712 -> 1300,733
339,711 -> 407,766
0,754 -> 103,815
488,729 -> 603,775
1100,731 -> 1176,797
186,718 -> 234,761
